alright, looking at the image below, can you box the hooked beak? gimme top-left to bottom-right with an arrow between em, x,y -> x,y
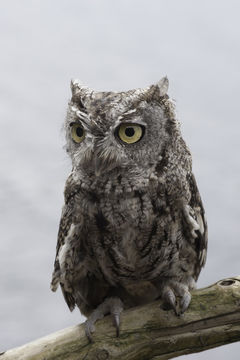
93,149 -> 119,177
94,156 -> 105,177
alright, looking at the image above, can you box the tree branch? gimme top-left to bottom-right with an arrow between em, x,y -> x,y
1,277 -> 240,360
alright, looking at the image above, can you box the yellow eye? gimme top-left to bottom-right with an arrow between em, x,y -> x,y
71,123 -> 85,143
118,123 -> 143,144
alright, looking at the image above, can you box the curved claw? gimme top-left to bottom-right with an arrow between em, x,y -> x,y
111,297 -> 123,337
113,313 -> 120,337
162,286 -> 177,313
180,291 -> 191,314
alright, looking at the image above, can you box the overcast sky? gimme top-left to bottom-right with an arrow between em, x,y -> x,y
1,1 -> 240,358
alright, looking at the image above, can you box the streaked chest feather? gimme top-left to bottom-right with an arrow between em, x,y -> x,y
78,191 -> 180,278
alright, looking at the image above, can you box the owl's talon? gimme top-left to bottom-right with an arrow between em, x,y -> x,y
84,307 -> 104,342
180,291 -> 191,314
162,286 -> 177,312
114,314 -> 120,337
162,281 -> 192,315
84,321 -> 95,343
84,297 -> 123,342
111,298 -> 123,337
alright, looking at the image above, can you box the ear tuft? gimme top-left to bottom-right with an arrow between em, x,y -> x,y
157,76 -> 169,96
70,80 -> 93,102
70,79 -> 82,96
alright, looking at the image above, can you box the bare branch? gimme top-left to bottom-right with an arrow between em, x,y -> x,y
1,277 -> 240,360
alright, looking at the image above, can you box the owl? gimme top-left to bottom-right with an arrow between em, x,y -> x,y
51,77 -> 207,341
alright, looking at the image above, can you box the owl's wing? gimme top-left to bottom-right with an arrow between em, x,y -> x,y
51,172 -> 83,311
184,173 -> 208,279
50,197 -> 78,310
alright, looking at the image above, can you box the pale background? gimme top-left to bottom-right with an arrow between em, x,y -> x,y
1,0 -> 240,358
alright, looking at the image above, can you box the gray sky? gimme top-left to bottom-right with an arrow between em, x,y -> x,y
0,0 -> 240,358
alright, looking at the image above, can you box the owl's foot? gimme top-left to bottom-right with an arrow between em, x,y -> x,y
162,278 -> 195,315
85,296 -> 123,342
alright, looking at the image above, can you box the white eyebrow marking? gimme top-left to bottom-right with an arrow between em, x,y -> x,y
118,108 -> 137,121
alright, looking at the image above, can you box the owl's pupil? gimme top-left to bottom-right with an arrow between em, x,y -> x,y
76,126 -> 84,137
125,127 -> 135,137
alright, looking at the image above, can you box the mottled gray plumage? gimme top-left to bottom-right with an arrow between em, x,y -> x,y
51,77 -> 207,339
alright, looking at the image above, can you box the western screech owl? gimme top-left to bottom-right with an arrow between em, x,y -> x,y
51,77 -> 207,340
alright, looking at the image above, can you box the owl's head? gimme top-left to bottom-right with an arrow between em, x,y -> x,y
65,77 -> 180,177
